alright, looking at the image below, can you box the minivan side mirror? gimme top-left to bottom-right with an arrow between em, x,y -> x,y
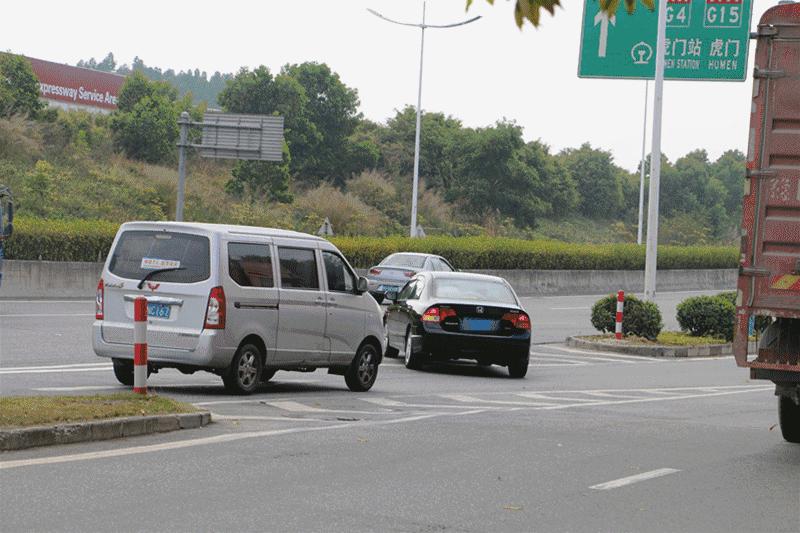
356,276 -> 369,294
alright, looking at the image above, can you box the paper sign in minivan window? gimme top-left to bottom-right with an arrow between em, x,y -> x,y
140,258 -> 181,270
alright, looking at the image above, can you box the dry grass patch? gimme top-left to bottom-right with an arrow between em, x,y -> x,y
0,393 -> 197,429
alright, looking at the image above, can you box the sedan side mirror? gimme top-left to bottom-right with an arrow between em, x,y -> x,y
356,276 -> 369,294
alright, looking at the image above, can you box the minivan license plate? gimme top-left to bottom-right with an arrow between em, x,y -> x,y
147,303 -> 170,319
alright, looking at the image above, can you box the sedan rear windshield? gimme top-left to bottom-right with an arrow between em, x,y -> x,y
432,278 -> 516,305
381,254 -> 426,268
109,230 -> 210,284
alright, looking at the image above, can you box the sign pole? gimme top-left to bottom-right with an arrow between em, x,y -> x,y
176,111 -> 190,222
637,80 -> 649,246
644,0 -> 668,301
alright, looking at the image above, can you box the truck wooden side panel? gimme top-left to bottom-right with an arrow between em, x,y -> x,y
733,3 -> 800,371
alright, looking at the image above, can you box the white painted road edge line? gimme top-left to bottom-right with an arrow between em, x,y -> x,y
0,313 -> 95,318
590,468 -> 681,490
1,363 -> 111,371
0,409 -> 487,470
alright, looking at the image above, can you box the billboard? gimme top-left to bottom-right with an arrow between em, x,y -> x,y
26,56 -> 126,113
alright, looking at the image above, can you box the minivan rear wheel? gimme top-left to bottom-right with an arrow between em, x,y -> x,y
222,343 -> 263,394
345,343 -> 379,392
112,358 -> 134,386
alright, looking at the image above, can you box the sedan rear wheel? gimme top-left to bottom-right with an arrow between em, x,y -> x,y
508,354 -> 529,379
404,331 -> 421,370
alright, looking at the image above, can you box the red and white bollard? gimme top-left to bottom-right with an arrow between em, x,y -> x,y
615,290 -> 624,340
133,296 -> 148,394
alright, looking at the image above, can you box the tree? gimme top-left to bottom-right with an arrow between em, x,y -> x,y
451,121 -> 549,226
467,0 -> 654,28
96,53 -> 117,72
0,54 -> 45,119
559,143 -> 623,218
518,140 -> 579,218
110,72 -> 181,163
217,66 -> 305,202
379,107 -> 463,191
281,62 -> 362,185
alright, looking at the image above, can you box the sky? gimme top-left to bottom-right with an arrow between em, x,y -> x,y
1,0 -> 780,172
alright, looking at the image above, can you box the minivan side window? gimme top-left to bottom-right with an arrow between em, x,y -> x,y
322,251 -> 355,293
277,247 -> 319,290
228,243 -> 274,288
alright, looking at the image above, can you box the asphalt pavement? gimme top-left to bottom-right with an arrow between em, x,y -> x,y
1,295 -> 798,532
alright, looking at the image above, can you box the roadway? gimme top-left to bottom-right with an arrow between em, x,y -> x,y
1,294 -> 798,532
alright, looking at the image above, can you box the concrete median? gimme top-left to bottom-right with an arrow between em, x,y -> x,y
0,260 -> 736,299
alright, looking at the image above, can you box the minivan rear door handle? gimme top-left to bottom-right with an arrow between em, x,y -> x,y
124,295 -> 183,306
328,297 -> 337,308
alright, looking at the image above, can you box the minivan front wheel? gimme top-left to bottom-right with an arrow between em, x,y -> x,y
345,343 -> 379,392
223,343 -> 263,394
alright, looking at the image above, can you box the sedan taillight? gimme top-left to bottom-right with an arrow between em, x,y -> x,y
369,268 -> 382,275
204,286 -> 226,329
502,311 -> 531,330
422,306 -> 457,323
95,279 -> 104,320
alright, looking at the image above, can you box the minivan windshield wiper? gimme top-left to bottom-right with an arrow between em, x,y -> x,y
137,267 -> 186,289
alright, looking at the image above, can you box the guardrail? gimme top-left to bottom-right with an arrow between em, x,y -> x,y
0,260 -> 737,299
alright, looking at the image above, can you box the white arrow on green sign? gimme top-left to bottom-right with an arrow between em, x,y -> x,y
579,0 -> 754,81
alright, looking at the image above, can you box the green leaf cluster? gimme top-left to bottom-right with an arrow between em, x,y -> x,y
0,54 -> 45,119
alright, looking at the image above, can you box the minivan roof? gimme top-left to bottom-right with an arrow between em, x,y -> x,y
119,221 -> 326,242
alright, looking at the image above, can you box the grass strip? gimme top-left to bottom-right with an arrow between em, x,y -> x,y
584,331 -> 728,346
0,393 -> 197,429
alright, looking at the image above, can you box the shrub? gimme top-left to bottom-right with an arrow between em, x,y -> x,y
676,294 -> 736,341
590,294 -> 663,340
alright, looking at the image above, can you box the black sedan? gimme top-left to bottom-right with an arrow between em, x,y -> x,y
384,272 -> 531,378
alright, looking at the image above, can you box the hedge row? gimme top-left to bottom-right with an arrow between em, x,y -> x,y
4,218 -> 738,270
331,236 -> 737,270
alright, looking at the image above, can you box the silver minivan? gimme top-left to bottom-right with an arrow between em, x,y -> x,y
93,222 -> 385,393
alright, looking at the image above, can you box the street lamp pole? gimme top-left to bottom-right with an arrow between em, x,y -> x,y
637,80 -> 649,246
368,3 -> 480,238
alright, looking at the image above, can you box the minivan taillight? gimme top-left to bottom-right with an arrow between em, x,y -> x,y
204,286 -> 226,329
502,311 -> 531,331
95,279 -> 104,320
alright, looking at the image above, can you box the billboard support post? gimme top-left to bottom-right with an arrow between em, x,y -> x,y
176,112 -> 189,222
644,0 -> 669,301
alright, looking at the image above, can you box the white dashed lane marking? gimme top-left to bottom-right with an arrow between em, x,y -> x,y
590,468 -> 681,490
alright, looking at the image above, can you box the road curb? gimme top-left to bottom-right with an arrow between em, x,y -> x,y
0,411 -> 211,451
565,336 -> 757,358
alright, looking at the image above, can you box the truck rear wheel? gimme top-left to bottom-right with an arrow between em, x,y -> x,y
778,396 -> 800,443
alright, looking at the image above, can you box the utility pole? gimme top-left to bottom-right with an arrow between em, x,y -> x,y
637,80 -> 649,246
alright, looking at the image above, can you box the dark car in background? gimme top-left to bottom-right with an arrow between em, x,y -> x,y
366,252 -> 455,303
384,271 -> 531,378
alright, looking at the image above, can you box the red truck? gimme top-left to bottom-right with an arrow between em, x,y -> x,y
733,2 -> 800,444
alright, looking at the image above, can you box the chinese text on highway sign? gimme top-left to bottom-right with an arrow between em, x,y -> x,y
579,0 -> 754,81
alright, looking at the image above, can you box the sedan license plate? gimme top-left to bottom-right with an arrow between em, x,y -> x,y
461,318 -> 496,332
147,302 -> 171,319
378,285 -> 398,293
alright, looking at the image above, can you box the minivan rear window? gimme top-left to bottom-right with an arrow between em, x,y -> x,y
109,230 -> 210,284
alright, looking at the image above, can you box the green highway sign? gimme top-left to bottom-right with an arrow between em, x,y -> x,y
578,0 -> 754,81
